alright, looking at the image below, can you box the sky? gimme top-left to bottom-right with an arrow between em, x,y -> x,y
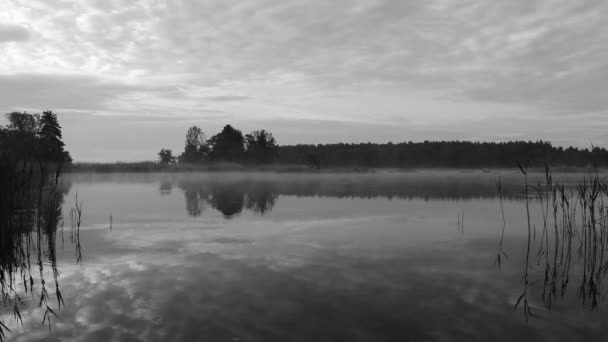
1,0 -> 607,162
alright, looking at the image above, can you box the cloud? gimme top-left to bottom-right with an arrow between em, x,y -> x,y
0,73 -> 234,117
205,95 -> 250,102
2,0 -> 608,160
468,64 -> 608,114
4,0 -> 607,112
453,1 -> 608,113
0,23 -> 30,42
0,73 -> 136,111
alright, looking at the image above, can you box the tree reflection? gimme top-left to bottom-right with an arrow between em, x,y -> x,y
173,171 -> 551,219
177,179 -> 277,218
0,158 -> 79,340
184,188 -> 205,217
208,185 -> 246,218
245,187 -> 278,214
159,180 -> 173,195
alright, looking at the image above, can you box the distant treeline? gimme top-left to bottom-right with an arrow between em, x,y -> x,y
277,141 -> 608,168
2,112 -> 604,170
158,124 -> 608,169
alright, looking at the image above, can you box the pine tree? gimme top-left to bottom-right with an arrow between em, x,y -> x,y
38,111 -> 65,161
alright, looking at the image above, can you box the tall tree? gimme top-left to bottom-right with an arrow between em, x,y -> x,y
38,111 -> 66,161
185,126 -> 205,148
180,126 -> 207,164
207,125 -> 245,162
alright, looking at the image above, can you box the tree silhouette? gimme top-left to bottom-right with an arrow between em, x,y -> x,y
186,125 -> 205,147
158,149 -> 176,165
245,129 -> 278,163
179,126 -> 207,163
39,111 -> 67,162
5,111 -> 40,135
1,111 -> 70,163
278,140 -> 608,168
160,123 -> 608,168
1,112 -> 40,159
207,125 -> 245,162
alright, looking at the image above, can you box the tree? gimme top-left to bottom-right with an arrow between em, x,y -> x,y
245,129 -> 278,163
2,112 -> 41,159
207,125 -> 244,162
1,110 -> 71,163
158,149 -> 176,166
185,126 -> 205,148
39,111 -> 66,162
5,112 -> 40,135
180,126 -> 207,164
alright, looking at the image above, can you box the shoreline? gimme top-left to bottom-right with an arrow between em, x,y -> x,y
65,162 -> 601,174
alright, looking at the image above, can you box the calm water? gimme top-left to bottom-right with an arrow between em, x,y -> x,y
5,170 -> 608,341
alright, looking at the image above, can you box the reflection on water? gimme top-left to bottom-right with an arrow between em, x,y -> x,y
178,179 -> 278,217
137,171 -> 588,218
6,170 -> 608,341
159,180 -> 172,195
0,165 -> 80,341
506,168 -> 608,321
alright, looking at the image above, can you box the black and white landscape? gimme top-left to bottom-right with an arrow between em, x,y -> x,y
1,1 -> 608,341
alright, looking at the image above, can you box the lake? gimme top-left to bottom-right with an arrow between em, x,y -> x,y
4,170 -> 608,341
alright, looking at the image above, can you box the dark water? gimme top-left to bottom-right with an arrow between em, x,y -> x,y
4,171 -> 608,341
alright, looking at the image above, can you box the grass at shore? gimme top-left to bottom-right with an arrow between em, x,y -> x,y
66,162 -> 349,173
66,161 -> 600,173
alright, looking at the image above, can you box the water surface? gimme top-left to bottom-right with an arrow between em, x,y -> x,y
5,170 -> 608,341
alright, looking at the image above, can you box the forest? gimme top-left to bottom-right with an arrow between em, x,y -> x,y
159,124 -> 608,169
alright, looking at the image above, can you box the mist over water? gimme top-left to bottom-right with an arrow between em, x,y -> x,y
4,170 -> 608,341
4,0 -> 608,340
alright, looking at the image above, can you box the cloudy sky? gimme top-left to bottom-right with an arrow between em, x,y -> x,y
1,0 -> 607,161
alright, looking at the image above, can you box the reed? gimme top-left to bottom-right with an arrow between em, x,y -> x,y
457,210 -> 464,237
513,160 -> 534,322
501,162 -> 608,320
0,154 -> 80,340
495,177 -> 509,271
